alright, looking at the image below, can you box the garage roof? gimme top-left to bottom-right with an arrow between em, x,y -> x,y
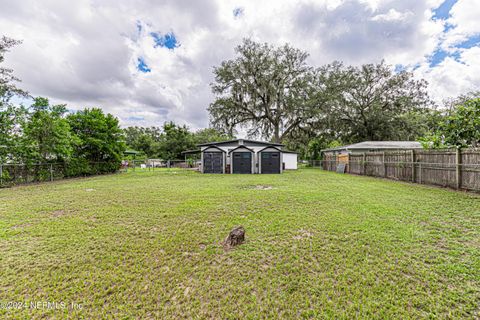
321,141 -> 423,152
197,139 -> 284,147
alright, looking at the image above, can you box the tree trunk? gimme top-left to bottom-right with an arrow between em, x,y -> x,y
223,226 -> 245,250
272,125 -> 280,144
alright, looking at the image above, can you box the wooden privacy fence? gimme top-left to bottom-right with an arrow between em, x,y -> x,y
321,148 -> 480,192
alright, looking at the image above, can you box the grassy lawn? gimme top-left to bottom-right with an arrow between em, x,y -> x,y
0,169 -> 479,319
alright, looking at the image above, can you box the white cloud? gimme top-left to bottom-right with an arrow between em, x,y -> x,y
417,46 -> 480,102
0,0 -> 478,129
412,0 -> 480,102
440,0 -> 480,49
447,0 -> 480,35
371,9 -> 413,22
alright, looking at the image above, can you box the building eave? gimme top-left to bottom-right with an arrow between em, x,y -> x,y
197,139 -> 284,147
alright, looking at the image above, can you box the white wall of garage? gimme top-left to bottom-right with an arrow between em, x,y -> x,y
283,153 -> 298,170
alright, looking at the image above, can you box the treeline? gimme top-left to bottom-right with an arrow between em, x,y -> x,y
123,125 -> 233,159
1,37 -> 122,178
0,97 -> 125,175
1,98 -> 232,171
209,39 -> 480,158
2,39 -> 231,171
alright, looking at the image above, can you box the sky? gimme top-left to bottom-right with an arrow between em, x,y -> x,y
1,0 -> 479,129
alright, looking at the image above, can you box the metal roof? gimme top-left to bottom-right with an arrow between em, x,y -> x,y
321,141 -> 423,152
197,139 -> 284,147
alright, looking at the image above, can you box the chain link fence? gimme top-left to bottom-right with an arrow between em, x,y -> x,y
120,159 -> 201,172
0,159 -> 201,188
0,161 -> 120,188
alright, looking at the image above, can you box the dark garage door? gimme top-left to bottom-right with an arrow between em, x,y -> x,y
232,152 -> 252,174
261,152 -> 280,174
203,152 -> 223,173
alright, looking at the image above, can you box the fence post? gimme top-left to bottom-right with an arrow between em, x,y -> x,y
419,162 -> 422,184
456,148 -> 462,190
0,162 -> 3,186
167,160 -> 171,168
50,164 -> 53,182
411,150 -> 416,183
382,152 -> 386,177
362,153 -> 366,175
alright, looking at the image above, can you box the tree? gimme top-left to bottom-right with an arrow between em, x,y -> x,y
443,91 -> 480,111
423,98 -> 480,148
123,126 -> 230,160
68,108 -> 125,172
123,126 -> 162,157
0,36 -> 28,105
193,128 -> 233,145
0,36 -> 29,162
157,122 -> 194,160
22,97 -> 75,163
208,39 -> 317,143
0,104 -> 27,162
391,108 -> 444,142
302,137 -> 342,160
322,61 -> 432,143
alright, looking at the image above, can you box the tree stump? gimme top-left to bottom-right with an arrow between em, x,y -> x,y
223,226 -> 245,250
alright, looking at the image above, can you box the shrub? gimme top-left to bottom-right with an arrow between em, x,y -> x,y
64,158 -> 91,177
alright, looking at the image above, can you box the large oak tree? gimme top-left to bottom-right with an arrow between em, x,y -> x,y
208,39 -> 317,143
320,61 -> 432,143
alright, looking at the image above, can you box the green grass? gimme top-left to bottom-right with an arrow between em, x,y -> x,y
0,169 -> 479,319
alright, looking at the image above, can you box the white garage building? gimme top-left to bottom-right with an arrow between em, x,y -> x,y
196,139 -> 298,174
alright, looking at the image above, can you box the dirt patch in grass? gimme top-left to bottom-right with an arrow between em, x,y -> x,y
51,209 -> 69,218
11,223 -> 32,230
84,216 -> 98,223
238,184 -> 276,190
252,185 -> 275,190
46,209 -> 78,218
293,229 -> 314,240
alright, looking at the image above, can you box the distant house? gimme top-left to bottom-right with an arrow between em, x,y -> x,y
195,139 -> 298,174
321,141 -> 423,156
